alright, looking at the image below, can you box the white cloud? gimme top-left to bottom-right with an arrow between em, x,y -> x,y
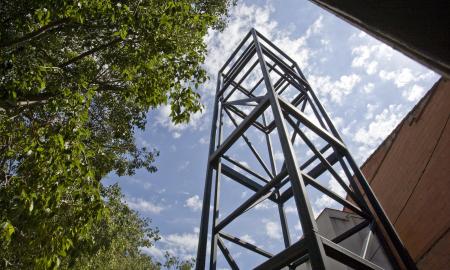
284,205 -> 297,214
125,197 -> 164,214
378,69 -> 434,91
315,172 -> 347,210
366,61 -> 378,75
355,104 -> 404,147
309,73 -> 361,104
125,176 -> 153,190
203,3 -> 278,88
141,246 -> 164,258
336,74 -> 361,91
351,44 -> 393,75
254,200 -> 274,210
353,104 -> 406,160
199,137 -> 209,144
185,195 -> 203,211
379,68 -> 415,88
351,46 -> 372,68
264,220 -> 282,240
203,3 -> 325,95
172,132 -> 181,139
143,227 -> 201,261
315,195 -> 335,209
365,103 -> 379,120
156,231 -> 199,261
362,82 -> 375,94
155,104 -> 205,139
332,116 -> 344,129
402,84 -> 425,102
329,176 -> 347,198
273,151 -> 284,162
240,234 -> 256,245
164,233 -> 198,251
305,15 -> 323,37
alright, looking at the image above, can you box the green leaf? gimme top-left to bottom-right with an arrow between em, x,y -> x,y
57,134 -> 64,148
29,200 -> 34,212
1,222 -> 15,240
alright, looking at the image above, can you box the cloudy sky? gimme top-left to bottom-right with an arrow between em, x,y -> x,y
104,0 -> 439,268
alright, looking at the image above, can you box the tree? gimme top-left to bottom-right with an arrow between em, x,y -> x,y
61,184 -> 194,270
0,0 -> 234,268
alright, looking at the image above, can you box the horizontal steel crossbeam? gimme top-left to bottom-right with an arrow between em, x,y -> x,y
219,232 -> 273,258
253,238 -> 308,270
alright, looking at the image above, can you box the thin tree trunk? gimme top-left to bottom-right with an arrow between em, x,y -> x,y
0,19 -> 69,48
59,38 -> 121,68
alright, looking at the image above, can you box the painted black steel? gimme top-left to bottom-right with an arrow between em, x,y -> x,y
195,28 -> 416,270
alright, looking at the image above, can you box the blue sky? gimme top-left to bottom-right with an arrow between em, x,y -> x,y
104,0 -> 439,268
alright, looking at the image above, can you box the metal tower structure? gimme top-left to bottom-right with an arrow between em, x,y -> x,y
196,29 -> 416,270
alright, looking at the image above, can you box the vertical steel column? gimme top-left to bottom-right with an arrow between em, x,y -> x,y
196,75 -> 222,270
263,113 -> 292,248
209,106 -> 224,270
252,29 -> 328,270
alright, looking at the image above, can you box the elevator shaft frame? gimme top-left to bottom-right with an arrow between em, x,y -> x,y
196,29 -> 416,270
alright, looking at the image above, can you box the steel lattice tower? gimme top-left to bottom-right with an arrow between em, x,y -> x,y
196,29 -> 416,270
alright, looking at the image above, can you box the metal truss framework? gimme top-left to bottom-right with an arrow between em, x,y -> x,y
196,29 -> 416,270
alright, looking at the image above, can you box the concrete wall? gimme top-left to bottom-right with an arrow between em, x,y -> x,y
294,208 -> 392,270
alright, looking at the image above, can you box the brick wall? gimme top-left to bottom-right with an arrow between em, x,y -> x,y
359,78 -> 450,269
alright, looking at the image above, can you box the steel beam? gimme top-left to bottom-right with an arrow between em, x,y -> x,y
196,77 -> 222,270
219,232 -> 273,258
218,237 -> 239,270
209,106 -> 224,270
253,239 -> 308,270
222,155 -> 269,183
278,96 -> 346,151
220,164 -> 277,202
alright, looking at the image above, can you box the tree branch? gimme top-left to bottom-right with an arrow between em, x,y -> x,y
0,93 -> 52,114
0,18 -> 69,48
59,37 -> 121,68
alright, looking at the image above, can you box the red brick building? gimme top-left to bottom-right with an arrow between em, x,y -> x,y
359,78 -> 450,269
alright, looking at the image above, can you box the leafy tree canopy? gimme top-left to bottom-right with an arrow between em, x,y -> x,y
0,0 -> 234,268
61,184 -> 194,270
